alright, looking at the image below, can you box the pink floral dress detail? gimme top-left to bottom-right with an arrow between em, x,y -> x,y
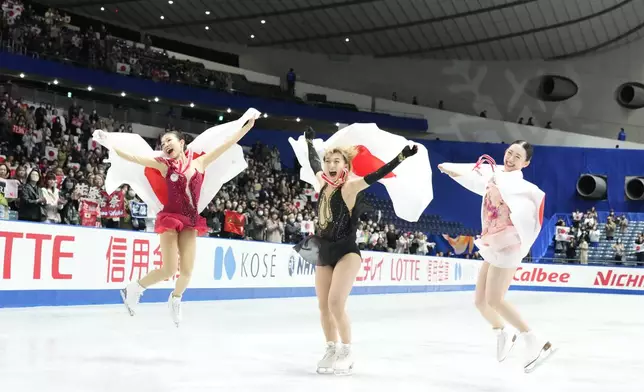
479,178 -> 521,251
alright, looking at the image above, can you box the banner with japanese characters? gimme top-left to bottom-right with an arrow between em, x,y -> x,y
100,190 -> 125,218
129,201 -> 148,219
0,221 -> 481,297
4,221 -> 644,309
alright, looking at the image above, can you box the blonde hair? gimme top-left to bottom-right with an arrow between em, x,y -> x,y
324,146 -> 358,170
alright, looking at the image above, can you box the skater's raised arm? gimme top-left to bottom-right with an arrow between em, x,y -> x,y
196,118 -> 255,169
438,161 -> 492,197
94,130 -> 166,171
113,148 -> 167,171
304,127 -> 325,188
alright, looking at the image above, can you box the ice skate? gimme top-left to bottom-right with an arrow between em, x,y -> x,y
333,344 -> 354,376
168,293 -> 182,327
523,332 -> 557,373
495,328 -> 517,362
316,342 -> 336,374
120,281 -> 144,316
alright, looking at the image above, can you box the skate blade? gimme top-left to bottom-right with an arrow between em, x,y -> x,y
316,367 -> 334,375
524,342 -> 557,374
333,365 -> 354,376
120,289 -> 135,316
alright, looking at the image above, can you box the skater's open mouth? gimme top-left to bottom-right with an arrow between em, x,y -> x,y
329,171 -> 337,177
165,148 -> 174,155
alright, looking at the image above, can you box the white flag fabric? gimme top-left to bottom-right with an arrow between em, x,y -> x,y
288,123 -> 433,222
93,108 -> 260,216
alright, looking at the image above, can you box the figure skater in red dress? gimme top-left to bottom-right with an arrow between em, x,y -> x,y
94,111 -> 257,326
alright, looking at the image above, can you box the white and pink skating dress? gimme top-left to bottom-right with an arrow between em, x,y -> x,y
441,156 -> 545,268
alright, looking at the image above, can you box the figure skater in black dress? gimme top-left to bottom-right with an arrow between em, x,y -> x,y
294,128 -> 418,375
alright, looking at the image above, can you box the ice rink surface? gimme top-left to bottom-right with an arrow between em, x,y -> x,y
1,290 -> 642,392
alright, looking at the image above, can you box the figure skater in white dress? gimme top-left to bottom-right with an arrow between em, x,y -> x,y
439,141 -> 555,373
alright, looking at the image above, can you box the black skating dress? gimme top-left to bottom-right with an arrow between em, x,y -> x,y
294,184 -> 367,268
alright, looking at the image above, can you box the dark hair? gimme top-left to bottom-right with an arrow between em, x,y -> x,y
163,130 -> 186,141
510,140 -> 534,161
27,168 -> 41,183
163,130 -> 192,151
161,130 -> 186,140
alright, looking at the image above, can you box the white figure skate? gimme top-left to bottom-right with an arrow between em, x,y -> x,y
496,328 -> 517,362
168,293 -> 182,327
316,342 -> 336,374
120,281 -> 144,316
333,344 -> 354,376
523,332 -> 557,373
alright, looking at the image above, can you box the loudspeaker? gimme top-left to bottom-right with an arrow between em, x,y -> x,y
616,82 -> 644,109
625,176 -> 644,200
576,174 -> 608,200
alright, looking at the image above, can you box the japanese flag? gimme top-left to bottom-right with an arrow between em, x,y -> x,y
294,197 -> 307,210
304,188 -> 319,201
116,62 -> 131,75
45,146 -> 58,161
300,220 -> 314,234
88,138 -> 99,151
289,123 -> 433,222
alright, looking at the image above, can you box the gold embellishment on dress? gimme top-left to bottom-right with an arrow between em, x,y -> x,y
317,187 -> 337,230
398,152 -> 404,162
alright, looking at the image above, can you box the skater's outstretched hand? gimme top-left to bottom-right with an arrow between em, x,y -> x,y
401,144 -> 418,159
241,117 -> 256,134
437,164 -> 460,177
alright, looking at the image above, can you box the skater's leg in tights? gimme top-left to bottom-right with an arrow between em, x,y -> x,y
474,262 -> 505,329
486,265 -> 530,333
138,231 -> 179,288
315,265 -> 337,342
173,229 -> 197,297
328,253 -> 362,344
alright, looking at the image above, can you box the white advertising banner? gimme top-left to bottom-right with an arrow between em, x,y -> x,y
2,221 -> 644,308
0,221 -> 481,307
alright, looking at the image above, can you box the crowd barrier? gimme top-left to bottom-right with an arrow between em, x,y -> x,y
1,221 -> 643,308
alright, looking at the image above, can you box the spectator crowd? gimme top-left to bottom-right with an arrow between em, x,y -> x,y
0,0 -> 484,258
1,0 -> 234,95
554,207 -> 635,265
0,88 -> 466,256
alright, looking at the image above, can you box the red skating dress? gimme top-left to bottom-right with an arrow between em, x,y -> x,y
153,155 -> 209,236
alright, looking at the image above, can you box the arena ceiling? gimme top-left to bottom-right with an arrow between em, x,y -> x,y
38,0 -> 644,60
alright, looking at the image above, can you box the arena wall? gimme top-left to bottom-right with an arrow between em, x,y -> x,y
1,221 -> 642,309
122,32 -> 644,146
233,40 -> 644,143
